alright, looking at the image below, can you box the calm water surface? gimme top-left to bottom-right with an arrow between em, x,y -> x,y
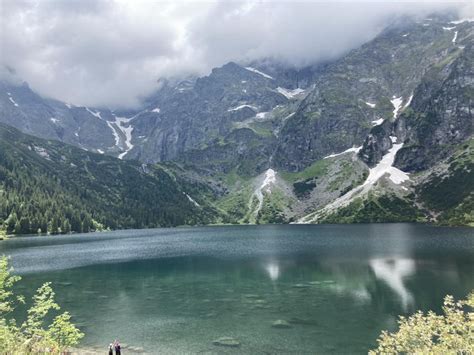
1,224 -> 473,354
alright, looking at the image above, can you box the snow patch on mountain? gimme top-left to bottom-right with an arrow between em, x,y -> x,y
151,107 -> 160,113
7,93 -> 19,107
277,87 -> 305,99
404,94 -> 414,109
300,142 -> 409,223
250,168 -> 277,219
114,115 -> 134,159
245,67 -> 274,80
391,96 -> 403,118
107,121 -> 120,147
184,192 -> 200,207
86,108 -> 102,119
104,113 -> 134,158
228,104 -> 257,112
256,112 -> 269,119
443,26 -> 456,31
324,146 -> 362,159
365,102 -> 376,108
452,31 -> 458,44
371,118 -> 384,126
450,18 -> 474,24
50,117 -> 59,124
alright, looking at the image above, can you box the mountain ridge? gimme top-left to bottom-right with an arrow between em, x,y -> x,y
1,15 -> 473,233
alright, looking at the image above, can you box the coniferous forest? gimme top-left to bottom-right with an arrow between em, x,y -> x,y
0,123 -> 217,235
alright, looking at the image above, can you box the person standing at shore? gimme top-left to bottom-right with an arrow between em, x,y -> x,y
114,340 -> 121,355
108,343 -> 114,355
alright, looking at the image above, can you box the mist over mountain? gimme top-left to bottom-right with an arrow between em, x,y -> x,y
1,0 -> 470,108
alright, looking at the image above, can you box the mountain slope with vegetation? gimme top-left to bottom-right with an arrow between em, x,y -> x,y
0,124 -> 218,235
0,15 -> 472,230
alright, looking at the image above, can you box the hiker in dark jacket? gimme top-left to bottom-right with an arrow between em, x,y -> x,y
108,343 -> 114,355
114,340 -> 121,355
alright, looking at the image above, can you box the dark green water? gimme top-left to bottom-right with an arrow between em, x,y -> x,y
1,224 -> 473,354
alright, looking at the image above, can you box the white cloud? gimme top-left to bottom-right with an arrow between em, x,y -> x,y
0,0 -> 470,108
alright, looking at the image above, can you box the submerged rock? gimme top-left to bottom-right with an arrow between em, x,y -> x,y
292,283 -> 311,288
212,337 -> 241,348
272,320 -> 292,328
57,282 -> 73,286
288,317 -> 318,326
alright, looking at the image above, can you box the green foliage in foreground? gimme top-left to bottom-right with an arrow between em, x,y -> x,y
0,256 -> 83,353
371,292 -> 474,354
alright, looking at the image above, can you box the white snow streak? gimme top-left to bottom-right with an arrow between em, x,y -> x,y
450,18 -> 474,24
50,117 -> 59,124
371,118 -> 384,126
228,104 -> 257,112
86,108 -> 102,119
443,26 -> 456,31
404,94 -> 413,109
244,67 -> 274,80
151,107 -> 160,113
115,115 -> 134,159
185,193 -> 200,207
97,149 -> 104,154
452,31 -> 458,44
365,102 -> 376,108
261,168 -> 276,193
277,87 -> 305,99
7,93 -> 19,107
250,168 -> 277,219
107,121 -> 121,147
256,112 -> 268,119
324,146 -> 362,159
391,96 -> 403,118
104,113 -> 135,159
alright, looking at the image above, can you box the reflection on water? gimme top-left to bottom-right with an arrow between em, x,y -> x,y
370,258 -> 415,310
265,262 -> 280,281
2,224 -> 473,354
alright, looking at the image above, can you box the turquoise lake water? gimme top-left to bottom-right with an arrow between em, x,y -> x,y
1,224 -> 473,354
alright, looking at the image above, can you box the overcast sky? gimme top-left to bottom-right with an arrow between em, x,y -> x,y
0,0 -> 471,108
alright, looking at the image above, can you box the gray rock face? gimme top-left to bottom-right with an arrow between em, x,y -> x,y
395,41 -> 473,172
274,18 -> 466,172
126,61 -> 297,164
0,80 -> 118,154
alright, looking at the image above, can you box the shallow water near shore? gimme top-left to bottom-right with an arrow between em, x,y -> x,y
1,224 -> 473,354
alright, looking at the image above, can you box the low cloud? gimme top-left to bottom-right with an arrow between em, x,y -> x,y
0,0 -> 470,108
